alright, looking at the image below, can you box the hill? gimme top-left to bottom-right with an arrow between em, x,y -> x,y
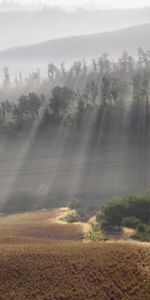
0,208 -> 84,242
0,7 -> 150,50
0,23 -> 150,76
0,209 -> 149,299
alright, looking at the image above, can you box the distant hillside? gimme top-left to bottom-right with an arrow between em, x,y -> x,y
0,7 -> 150,50
0,23 -> 150,70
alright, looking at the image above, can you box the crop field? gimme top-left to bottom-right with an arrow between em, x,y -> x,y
0,209 -> 84,242
0,241 -> 150,300
0,210 -> 150,300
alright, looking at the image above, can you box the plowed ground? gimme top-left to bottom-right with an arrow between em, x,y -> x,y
0,210 -> 149,300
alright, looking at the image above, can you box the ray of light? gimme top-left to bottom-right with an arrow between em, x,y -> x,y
2,117 -> 42,201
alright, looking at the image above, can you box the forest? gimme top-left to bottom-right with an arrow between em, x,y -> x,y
0,48 -> 150,145
0,48 -> 150,213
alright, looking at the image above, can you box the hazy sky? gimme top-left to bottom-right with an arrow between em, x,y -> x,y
1,0 -> 150,9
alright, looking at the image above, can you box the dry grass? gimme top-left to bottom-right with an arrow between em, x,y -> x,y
0,209 -> 84,242
0,210 -> 150,300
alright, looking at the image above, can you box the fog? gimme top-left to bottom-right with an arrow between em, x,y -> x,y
0,5 -> 150,78
0,6 -> 150,50
0,2 -> 150,214
1,0 -> 150,10
0,50 -> 150,214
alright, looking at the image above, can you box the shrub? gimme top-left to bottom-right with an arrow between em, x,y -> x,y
132,224 -> 150,242
63,213 -> 81,223
88,223 -> 103,241
96,191 -> 150,232
77,209 -> 89,221
121,217 -> 141,229
96,198 -> 127,227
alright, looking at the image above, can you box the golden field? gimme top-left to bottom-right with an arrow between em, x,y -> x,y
0,209 -> 149,300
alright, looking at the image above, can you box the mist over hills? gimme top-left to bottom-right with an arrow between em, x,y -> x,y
0,23 -> 150,77
0,7 -> 150,50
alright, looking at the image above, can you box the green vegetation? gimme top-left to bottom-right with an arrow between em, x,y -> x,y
1,49 -> 150,221
63,212 -> 81,224
0,48 -> 150,151
121,216 -> 141,229
97,191 -> 150,241
132,224 -> 150,242
88,223 -> 103,241
63,205 -> 91,223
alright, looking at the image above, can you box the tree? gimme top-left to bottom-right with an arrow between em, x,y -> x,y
82,59 -> 88,74
119,51 -> 134,74
49,86 -> 74,125
72,61 -> 82,76
60,62 -> 66,76
3,67 -> 10,87
92,59 -> 97,73
0,100 -> 13,127
98,53 -> 111,74
83,80 -> 98,104
48,63 -> 59,79
97,192 -> 150,230
75,97 -> 85,129
13,93 -> 42,129
130,69 -> 150,142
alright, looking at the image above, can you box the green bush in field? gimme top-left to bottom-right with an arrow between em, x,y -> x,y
121,216 -> 141,229
96,191 -> 150,241
88,223 -> 103,241
63,213 -> 81,223
132,224 -> 150,242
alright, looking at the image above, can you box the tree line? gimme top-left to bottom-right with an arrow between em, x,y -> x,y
0,48 -> 150,149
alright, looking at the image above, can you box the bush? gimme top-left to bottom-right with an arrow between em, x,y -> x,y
101,221 -> 122,233
132,224 -> 150,242
121,217 -> 141,229
137,223 -> 147,233
63,213 -> 81,223
96,198 -> 127,227
96,191 -> 150,232
88,223 -> 103,241
77,209 -> 89,221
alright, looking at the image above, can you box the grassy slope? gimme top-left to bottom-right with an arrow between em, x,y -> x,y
0,209 -> 84,242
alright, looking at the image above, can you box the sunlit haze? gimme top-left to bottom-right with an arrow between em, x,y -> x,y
1,0 -> 150,9
0,0 -> 150,296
